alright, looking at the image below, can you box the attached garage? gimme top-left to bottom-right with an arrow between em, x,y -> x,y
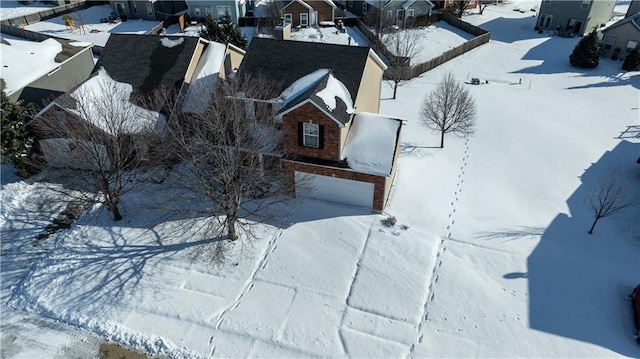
295,171 -> 374,209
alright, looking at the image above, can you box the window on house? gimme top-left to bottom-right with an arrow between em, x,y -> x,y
602,36 -> 615,53
580,0 -> 589,10
217,5 -> 231,20
146,2 -> 153,17
386,9 -> 392,19
303,122 -> 319,148
284,13 -> 292,24
348,1 -> 353,7
624,40 -> 638,57
362,2 -> 367,15
194,7 -> 201,16
538,13 -> 553,28
407,9 -> 415,17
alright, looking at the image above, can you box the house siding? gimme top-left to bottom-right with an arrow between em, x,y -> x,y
221,46 -> 245,79
186,0 -> 243,21
282,1 -> 311,27
283,102 -> 342,161
537,0 -> 615,35
353,55 -> 384,114
602,21 -> 640,58
316,1 -> 335,23
10,46 -> 94,105
627,0 -> 640,17
283,159 -> 390,211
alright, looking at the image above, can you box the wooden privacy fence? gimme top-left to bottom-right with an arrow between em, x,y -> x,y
0,24 -> 104,56
345,12 -> 490,80
0,1 -> 96,27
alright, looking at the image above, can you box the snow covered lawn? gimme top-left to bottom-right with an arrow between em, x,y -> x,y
0,1 -> 54,21
23,5 -> 160,47
2,1 -> 639,358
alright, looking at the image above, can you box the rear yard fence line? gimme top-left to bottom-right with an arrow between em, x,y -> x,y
345,13 -> 491,81
0,1 -> 96,28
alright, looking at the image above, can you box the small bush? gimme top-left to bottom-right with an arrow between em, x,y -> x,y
381,216 -> 397,227
569,30 -> 600,68
622,44 -> 640,71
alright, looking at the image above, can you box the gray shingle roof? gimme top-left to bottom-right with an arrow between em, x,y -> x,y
237,38 -> 371,101
94,34 -> 200,95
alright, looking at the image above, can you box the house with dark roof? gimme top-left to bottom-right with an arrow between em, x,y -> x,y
0,35 -> 94,109
344,0 -> 437,25
601,12 -> 640,60
280,0 -> 336,27
238,38 -> 402,212
32,33 -> 245,167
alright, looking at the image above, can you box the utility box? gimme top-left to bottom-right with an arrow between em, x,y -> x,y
471,78 -> 480,85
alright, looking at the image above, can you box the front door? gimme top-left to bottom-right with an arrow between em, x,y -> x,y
300,12 -> 308,27
397,9 -> 405,24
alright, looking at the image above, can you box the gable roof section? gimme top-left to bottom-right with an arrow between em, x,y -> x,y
282,0 -> 314,11
238,38 -> 371,101
277,69 -> 354,126
94,34 -> 200,96
603,12 -> 640,33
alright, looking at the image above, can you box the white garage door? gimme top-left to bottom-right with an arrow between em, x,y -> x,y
295,171 -> 374,209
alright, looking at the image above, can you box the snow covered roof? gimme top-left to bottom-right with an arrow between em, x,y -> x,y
238,38 -> 372,101
343,112 -> 402,176
276,69 -> 355,125
62,67 -> 165,135
181,40 -> 228,114
602,12 -> 640,32
0,37 -> 62,96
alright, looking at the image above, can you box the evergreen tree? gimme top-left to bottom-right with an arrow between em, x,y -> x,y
569,30 -> 600,68
199,14 -> 248,50
1,91 -> 35,177
622,44 -> 640,71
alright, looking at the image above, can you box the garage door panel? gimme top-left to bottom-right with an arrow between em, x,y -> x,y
295,172 -> 374,209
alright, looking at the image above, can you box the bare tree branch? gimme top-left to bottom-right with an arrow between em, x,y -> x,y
419,72 -> 476,148
30,72 -> 165,221
586,171 -> 638,234
382,29 -> 423,99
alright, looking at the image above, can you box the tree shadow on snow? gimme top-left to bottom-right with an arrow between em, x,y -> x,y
523,140 -> 640,356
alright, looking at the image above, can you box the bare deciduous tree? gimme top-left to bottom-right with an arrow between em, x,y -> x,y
456,0 -> 475,17
420,72 -> 476,148
382,29 -> 423,99
30,74 -> 165,221
261,0 -> 284,35
586,171 -> 637,234
170,75 -> 288,243
478,0 -> 493,15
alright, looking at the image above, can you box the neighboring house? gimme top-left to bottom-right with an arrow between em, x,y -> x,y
238,38 -> 403,212
0,35 -> 94,109
431,0 -> 477,12
536,0 -> 616,36
626,0 -> 640,17
109,0 -> 188,21
185,0 -> 248,22
380,0 -> 436,27
32,33 -> 244,166
280,0 -> 336,27
601,12 -> 640,59
344,0 -> 436,27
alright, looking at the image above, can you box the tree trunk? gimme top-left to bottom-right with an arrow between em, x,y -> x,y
588,216 -> 599,234
440,129 -> 445,148
112,204 -> 123,221
226,216 -> 238,241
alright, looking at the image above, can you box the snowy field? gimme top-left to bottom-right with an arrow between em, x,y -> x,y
23,4 -> 159,47
2,0 -> 640,358
0,1 -> 54,21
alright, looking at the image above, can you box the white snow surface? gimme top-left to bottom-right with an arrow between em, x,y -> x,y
0,37 -> 62,96
0,1 -> 54,21
277,68 -> 329,106
24,5 -> 159,47
316,73 -> 355,113
68,68 -> 164,135
181,41 -> 227,114
343,112 -> 401,176
3,1 -> 640,358
160,36 -> 184,48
